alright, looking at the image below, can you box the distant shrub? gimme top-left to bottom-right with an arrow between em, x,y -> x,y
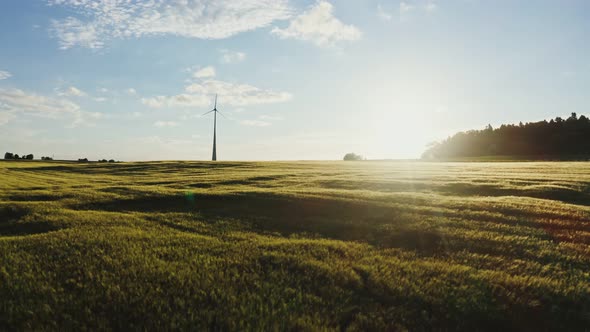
78,158 -> 89,162
4,152 -> 14,160
41,156 -> 53,161
26,154 -> 34,160
98,159 -> 108,163
108,159 -> 115,163
343,153 -> 363,161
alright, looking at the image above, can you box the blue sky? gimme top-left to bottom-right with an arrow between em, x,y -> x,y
1,0 -> 589,160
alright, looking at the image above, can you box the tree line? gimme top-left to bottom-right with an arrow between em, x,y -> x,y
4,153 -> 117,162
422,113 -> 590,159
343,153 -> 364,161
4,152 -> 34,160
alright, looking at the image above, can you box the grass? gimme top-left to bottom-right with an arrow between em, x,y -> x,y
0,160 -> 589,330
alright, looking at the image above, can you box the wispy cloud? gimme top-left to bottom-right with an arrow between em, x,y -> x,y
193,66 -> 216,79
48,0 -> 292,49
0,88 -> 100,127
400,0 -> 438,20
126,88 -> 137,95
58,86 -> 87,97
377,5 -> 393,21
50,17 -> 103,50
0,70 -> 12,80
143,94 -> 210,109
425,2 -> 438,11
400,2 -> 415,15
185,80 -> 292,106
142,68 -> 292,108
0,111 -> 16,125
259,114 -> 283,120
240,119 -> 271,127
272,1 -> 361,47
239,114 -> 282,127
154,121 -> 179,128
220,50 -> 246,64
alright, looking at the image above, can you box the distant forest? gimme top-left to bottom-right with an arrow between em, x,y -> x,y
422,113 -> 590,159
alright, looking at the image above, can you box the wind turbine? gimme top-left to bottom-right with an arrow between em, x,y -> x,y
202,94 -> 224,161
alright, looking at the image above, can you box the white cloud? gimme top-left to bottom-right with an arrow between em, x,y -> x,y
50,17 -> 103,50
0,88 -> 99,126
0,112 -> 16,125
94,97 -> 107,102
425,2 -> 438,11
59,86 -> 87,97
240,119 -> 271,127
272,1 -> 361,47
220,50 -> 246,64
143,66 -> 292,109
126,88 -> 137,95
377,5 -> 393,21
239,114 -> 280,127
143,80 -> 291,108
48,0 -> 292,49
142,94 -> 210,109
400,0 -> 438,20
259,114 -> 282,120
0,88 -> 80,116
400,2 -> 415,14
154,121 -> 179,128
194,66 -> 216,79
0,70 -> 12,80
186,80 -> 292,106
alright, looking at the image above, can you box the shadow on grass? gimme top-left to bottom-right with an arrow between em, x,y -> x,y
9,193 -> 71,202
71,191 -> 590,263
319,179 -> 590,205
71,192 -> 569,264
74,193 -> 447,252
0,206 -> 58,236
438,182 -> 590,205
216,175 -> 288,187
317,179 -> 433,193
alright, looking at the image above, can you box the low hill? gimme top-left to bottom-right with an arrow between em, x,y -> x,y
423,113 -> 590,160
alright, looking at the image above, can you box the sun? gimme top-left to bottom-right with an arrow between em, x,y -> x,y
365,100 -> 436,159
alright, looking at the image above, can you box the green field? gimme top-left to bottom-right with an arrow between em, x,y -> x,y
0,161 -> 589,330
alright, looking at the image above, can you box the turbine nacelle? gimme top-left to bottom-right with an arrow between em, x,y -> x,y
202,94 -> 225,117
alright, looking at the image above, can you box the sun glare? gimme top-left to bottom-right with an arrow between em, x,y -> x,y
366,95 -> 437,159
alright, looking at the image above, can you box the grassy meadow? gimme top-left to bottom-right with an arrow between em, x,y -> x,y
0,160 -> 589,330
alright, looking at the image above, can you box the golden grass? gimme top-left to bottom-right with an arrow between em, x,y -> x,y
0,160 -> 589,330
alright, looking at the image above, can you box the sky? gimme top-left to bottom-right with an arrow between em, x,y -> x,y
0,0 -> 589,161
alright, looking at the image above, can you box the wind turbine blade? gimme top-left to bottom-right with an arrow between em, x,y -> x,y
202,109 -> 215,116
217,110 -> 227,119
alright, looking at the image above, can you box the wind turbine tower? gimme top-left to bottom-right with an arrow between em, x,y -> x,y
202,94 -> 223,161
